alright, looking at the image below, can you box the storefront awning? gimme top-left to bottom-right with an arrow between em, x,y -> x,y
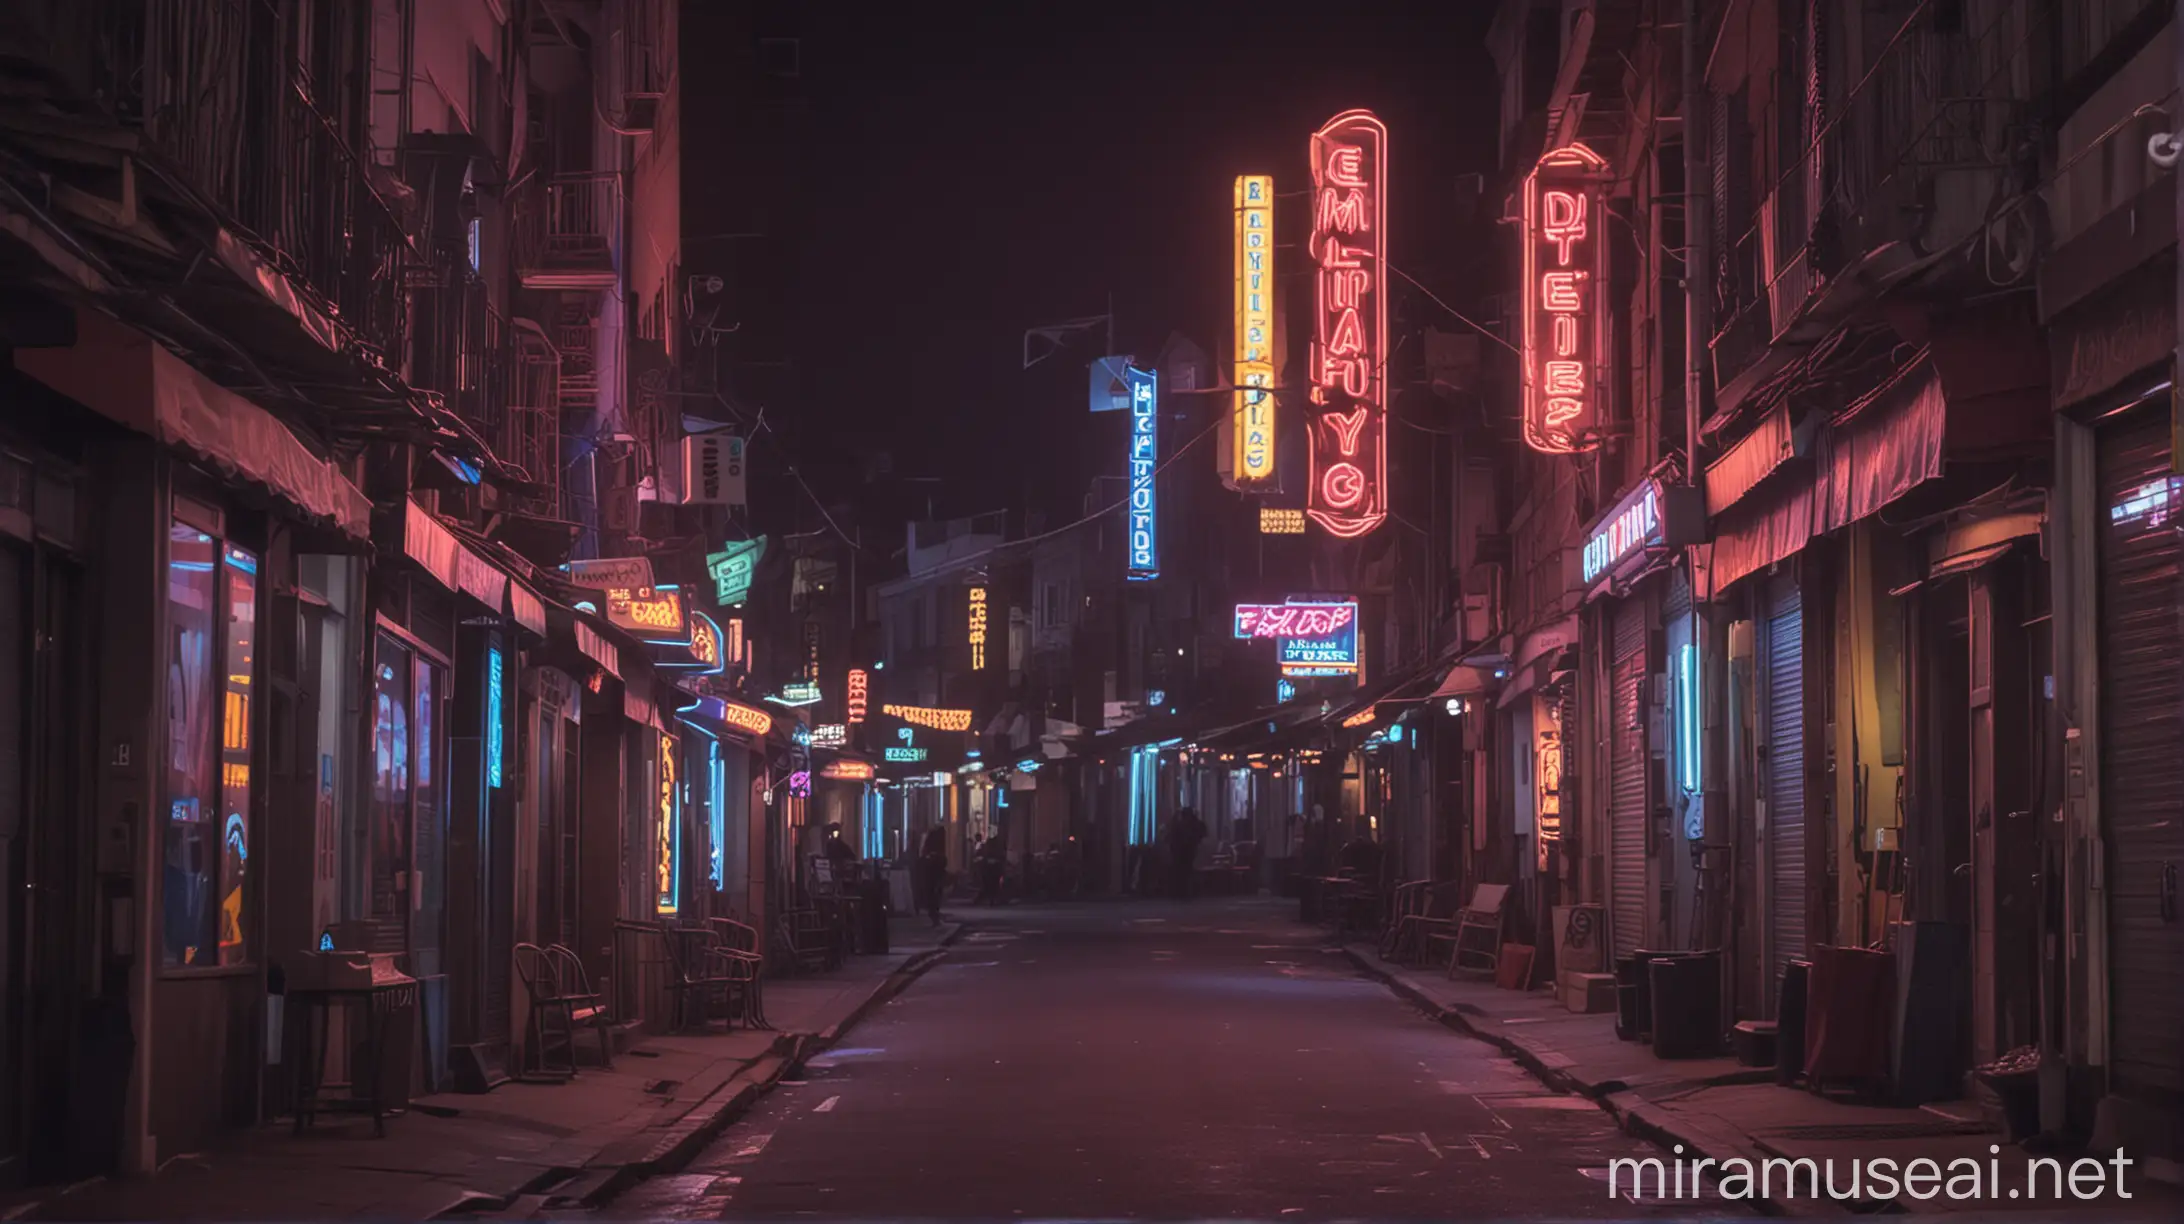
1705,403 -> 1800,515
15,310 -> 370,539
1707,368 -> 1946,595
575,618 -> 620,678
508,579 -> 547,638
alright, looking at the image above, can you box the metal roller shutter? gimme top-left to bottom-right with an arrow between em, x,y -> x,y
2096,406 -> 2184,1097
1610,599 -> 1649,958
1764,569 -> 1807,1011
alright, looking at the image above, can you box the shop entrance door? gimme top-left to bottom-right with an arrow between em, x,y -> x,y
0,538 -> 90,1186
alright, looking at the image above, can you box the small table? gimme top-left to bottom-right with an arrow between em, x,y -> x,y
289,976 -> 419,1137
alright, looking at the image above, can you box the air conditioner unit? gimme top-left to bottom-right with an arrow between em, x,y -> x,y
678,431 -> 746,506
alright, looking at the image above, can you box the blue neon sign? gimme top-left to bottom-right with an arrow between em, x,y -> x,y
707,738 -> 727,888
485,646 -> 504,789
1126,365 -> 1159,580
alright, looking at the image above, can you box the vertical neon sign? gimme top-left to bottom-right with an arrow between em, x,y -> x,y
1233,174 -> 1277,486
1307,110 -> 1389,538
656,732 -> 680,914
706,737 -> 726,888
1125,365 -> 1159,579
967,586 -> 988,670
846,668 -> 868,723
485,646 -> 504,789
1520,143 -> 1608,454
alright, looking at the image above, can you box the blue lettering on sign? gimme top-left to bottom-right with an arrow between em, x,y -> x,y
1126,366 -> 1159,580
485,646 -> 504,789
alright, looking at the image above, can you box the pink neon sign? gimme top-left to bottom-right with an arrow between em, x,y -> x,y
1233,603 -> 1357,639
1521,143 -> 1609,455
1307,109 -> 1389,538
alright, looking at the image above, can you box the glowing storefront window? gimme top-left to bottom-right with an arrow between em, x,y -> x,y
2110,476 -> 2184,528
162,521 -> 261,968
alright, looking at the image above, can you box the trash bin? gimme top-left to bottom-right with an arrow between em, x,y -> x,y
860,876 -> 891,954
1649,950 -> 1723,1059
1777,957 -> 1811,1084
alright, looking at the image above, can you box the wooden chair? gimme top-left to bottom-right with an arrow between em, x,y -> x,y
706,917 -> 772,1029
545,944 -> 614,1068
1446,883 -> 1512,978
1376,881 -> 1426,959
650,922 -> 740,1032
513,943 -> 575,1080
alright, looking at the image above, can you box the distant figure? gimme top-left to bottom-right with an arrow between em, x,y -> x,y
975,833 -> 1007,905
822,822 -> 856,866
1060,835 -> 1084,897
1170,807 -> 1207,900
1338,817 -> 1382,880
918,826 -> 949,927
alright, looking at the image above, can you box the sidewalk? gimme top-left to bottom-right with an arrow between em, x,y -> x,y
1345,942 -> 2181,1217
11,921 -> 960,1222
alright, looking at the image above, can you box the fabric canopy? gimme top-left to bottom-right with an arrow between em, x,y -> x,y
1708,369 -> 1946,595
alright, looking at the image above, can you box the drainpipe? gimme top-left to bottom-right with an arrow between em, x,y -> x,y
1683,0 -> 1728,957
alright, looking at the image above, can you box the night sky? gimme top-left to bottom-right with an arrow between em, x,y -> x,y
783,2 -> 1501,529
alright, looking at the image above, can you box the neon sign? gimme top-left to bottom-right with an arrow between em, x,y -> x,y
1233,601 -> 1356,638
1521,143 -> 1608,454
883,704 -> 975,733
685,695 -> 772,739
846,668 -> 868,723
811,723 -> 847,749
968,586 -> 989,670
1126,365 -> 1159,579
606,586 -> 687,639
683,612 -> 724,672
1535,697 -> 1563,868
771,680 -> 822,707
485,646 -> 504,789
707,739 -> 726,888
1583,483 -> 1662,583
1341,708 -> 1376,729
1233,173 -> 1277,486
884,747 -> 928,763
1307,109 -> 1389,538
706,537 -> 768,608
1259,507 -> 1306,534
822,759 -> 875,781
788,770 -> 812,799
656,732 -> 679,914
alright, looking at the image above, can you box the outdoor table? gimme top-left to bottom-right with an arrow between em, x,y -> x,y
289,975 -> 419,1137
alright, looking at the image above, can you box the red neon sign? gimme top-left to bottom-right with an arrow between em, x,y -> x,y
1521,143 -> 1608,455
1307,109 -> 1389,539
846,668 -> 868,724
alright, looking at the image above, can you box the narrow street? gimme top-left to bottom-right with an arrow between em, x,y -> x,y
607,899 -> 1747,1220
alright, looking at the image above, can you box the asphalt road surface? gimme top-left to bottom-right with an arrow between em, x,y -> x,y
605,897 -> 1749,1220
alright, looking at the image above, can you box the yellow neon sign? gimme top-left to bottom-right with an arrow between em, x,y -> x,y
1234,174 -> 1277,485
1341,708 -> 1376,729
968,587 -> 988,670
883,704 -> 975,732
1259,507 -> 1306,534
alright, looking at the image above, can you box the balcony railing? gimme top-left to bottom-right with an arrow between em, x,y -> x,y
603,0 -> 672,132
516,173 -> 624,291
503,320 -> 563,510
9,0 -> 412,361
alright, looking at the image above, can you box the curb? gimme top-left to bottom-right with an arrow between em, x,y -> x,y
1343,945 -> 1844,1218
579,926 -> 964,1208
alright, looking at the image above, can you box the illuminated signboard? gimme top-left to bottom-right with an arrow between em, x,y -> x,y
846,668 -> 868,723
691,612 -> 723,671
705,537 -> 768,608
1233,601 -> 1357,639
685,694 -> 772,739
706,739 -> 726,888
811,723 -> 847,749
1341,708 -> 1376,729
772,680 -> 822,707
1259,507 -> 1306,534
884,747 -> 928,763
566,555 -> 654,591
1233,173 -> 1277,486
1276,678 -> 1297,703
788,770 -> 812,799
1307,109 -> 1389,539
968,586 -> 989,670
656,732 -> 679,914
1236,599 -> 1361,674
883,704 -> 975,733
1535,696 -> 1563,868
822,759 -> 876,781
485,646 -> 504,789
1521,143 -> 1609,455
725,617 -> 747,669
1580,479 -> 1703,586
606,586 -> 687,640
1126,365 -> 1159,579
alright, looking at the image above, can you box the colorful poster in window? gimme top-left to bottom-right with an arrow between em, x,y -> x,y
1520,143 -> 1609,455
161,524 -> 259,967
1307,109 -> 1389,538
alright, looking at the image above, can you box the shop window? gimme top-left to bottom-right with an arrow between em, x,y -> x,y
162,521 -> 258,968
